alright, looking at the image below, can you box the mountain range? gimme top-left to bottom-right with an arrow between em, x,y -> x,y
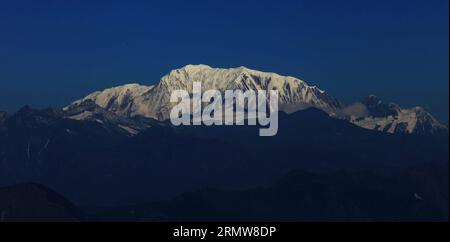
94,162 -> 449,222
0,64 -> 448,220
65,64 -> 447,135
1,161 -> 447,222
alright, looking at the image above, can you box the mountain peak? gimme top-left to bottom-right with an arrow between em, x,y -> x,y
363,95 -> 383,106
8,106 -> 62,128
181,64 -> 213,71
360,95 -> 398,118
67,83 -> 154,117
17,105 -> 33,114
180,64 -> 253,72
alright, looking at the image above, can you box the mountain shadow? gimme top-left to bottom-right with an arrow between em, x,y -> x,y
93,162 -> 448,222
0,107 -> 448,207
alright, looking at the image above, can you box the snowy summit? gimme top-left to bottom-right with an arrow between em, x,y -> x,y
66,64 -> 447,135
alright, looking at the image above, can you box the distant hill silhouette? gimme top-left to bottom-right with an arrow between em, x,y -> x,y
0,161 -> 446,222
92,162 -> 448,222
0,183 -> 82,221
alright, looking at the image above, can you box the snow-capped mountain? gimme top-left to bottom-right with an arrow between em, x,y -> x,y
66,64 -> 447,135
344,95 -> 447,135
68,64 -> 342,121
68,83 -> 155,118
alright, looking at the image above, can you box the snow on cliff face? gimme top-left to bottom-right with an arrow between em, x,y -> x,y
67,83 -> 155,118
351,107 -> 447,135
64,99 -> 155,136
345,95 -> 447,135
66,65 -> 447,135
68,64 -> 342,120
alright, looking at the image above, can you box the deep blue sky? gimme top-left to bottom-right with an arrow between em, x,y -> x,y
0,0 -> 448,121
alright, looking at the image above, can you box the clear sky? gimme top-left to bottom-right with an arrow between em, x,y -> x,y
0,0 -> 448,121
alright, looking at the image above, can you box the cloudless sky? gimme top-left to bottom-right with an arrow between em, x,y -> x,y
0,0 -> 448,121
